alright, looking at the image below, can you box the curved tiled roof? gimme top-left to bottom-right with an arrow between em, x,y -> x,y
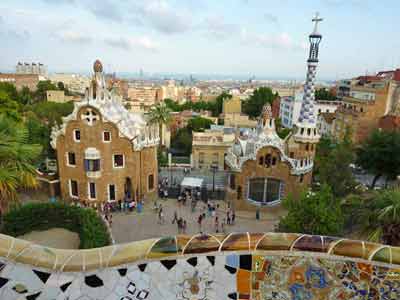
1,232 -> 400,272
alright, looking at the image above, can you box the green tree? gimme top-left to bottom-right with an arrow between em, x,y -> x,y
315,88 -> 336,100
315,131 -> 355,197
18,86 -> 33,105
29,101 -> 74,125
356,130 -> 400,188
187,116 -> 214,132
148,102 -> 172,148
243,87 -> 277,118
0,115 -> 42,210
170,127 -> 192,156
34,80 -> 58,103
278,184 -> 344,236
342,189 -> 400,246
0,82 -> 19,102
25,112 -> 52,159
164,98 -> 183,112
0,90 -> 20,121
212,92 -> 231,117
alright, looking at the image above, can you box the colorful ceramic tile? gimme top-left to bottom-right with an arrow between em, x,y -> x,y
248,233 -> 265,250
331,239 -> 364,258
371,247 -> 391,264
147,236 -> 178,259
256,233 -> 300,251
175,235 -> 191,253
221,233 -> 250,251
183,234 -> 220,254
237,269 -> 251,294
292,235 -> 324,252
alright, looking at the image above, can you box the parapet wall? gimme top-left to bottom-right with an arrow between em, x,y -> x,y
0,232 -> 399,299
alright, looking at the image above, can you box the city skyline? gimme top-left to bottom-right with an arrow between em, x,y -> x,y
1,0 -> 400,80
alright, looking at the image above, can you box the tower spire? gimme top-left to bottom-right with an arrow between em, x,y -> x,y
299,13 -> 323,125
294,12 -> 323,142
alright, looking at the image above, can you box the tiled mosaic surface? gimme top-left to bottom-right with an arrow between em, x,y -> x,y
1,232 -> 400,299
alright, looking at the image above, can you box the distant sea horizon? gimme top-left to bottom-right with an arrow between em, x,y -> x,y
0,68 -> 336,83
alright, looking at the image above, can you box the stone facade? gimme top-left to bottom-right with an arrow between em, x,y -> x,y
192,128 -> 235,170
0,73 -> 39,91
334,79 -> 400,144
52,60 -> 159,206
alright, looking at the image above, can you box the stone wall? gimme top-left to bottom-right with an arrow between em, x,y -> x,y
56,106 -> 158,204
0,232 -> 400,299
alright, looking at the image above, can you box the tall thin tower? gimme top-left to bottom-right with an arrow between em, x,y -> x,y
294,12 -> 323,143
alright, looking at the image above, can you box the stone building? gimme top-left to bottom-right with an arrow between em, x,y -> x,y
0,73 -> 39,91
192,126 -> 235,170
51,60 -> 159,207
225,14 -> 323,211
333,72 -> 400,144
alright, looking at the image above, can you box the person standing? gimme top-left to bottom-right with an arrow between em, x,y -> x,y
232,211 -> 236,225
215,216 -> 219,233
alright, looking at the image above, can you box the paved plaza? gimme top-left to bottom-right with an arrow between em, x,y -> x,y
111,198 -> 286,243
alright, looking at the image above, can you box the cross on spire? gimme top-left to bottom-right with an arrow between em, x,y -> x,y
312,12 -> 323,34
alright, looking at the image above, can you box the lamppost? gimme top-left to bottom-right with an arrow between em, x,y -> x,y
210,164 -> 218,198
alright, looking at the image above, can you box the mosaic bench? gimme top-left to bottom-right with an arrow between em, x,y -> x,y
0,232 -> 399,299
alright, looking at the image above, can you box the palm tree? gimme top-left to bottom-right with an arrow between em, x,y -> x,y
148,102 -> 172,149
0,115 -> 42,211
343,189 -> 400,246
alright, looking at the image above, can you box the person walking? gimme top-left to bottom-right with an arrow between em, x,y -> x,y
183,220 -> 187,234
158,206 -> 164,224
197,214 -> 203,232
172,210 -> 178,224
232,211 -> 236,225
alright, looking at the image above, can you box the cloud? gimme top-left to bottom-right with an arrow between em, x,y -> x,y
202,16 -> 240,40
264,13 -> 279,24
86,0 -> 123,22
241,28 -> 306,51
136,0 -> 192,34
104,36 -> 159,52
57,30 -> 93,44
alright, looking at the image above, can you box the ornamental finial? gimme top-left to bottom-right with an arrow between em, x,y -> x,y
312,12 -> 323,34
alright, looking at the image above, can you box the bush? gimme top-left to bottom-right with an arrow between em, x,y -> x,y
277,184 -> 344,236
1,202 -> 111,249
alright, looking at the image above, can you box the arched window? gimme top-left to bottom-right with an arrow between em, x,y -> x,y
259,156 -> 264,166
300,128 -> 305,135
300,160 -> 303,167
307,128 -> 311,136
265,154 -> 272,167
247,178 -> 283,205
305,144 -> 309,151
299,174 -> 304,183
272,157 -> 277,166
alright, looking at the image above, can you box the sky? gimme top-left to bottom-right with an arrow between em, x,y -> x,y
1,0 -> 400,80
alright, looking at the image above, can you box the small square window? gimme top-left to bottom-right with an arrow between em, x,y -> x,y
103,131 -> 111,142
113,154 -> 124,168
67,152 -> 76,166
69,180 -> 78,198
74,129 -> 81,142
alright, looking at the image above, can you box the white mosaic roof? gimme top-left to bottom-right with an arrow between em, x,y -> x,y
225,104 -> 313,175
51,61 -> 159,151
